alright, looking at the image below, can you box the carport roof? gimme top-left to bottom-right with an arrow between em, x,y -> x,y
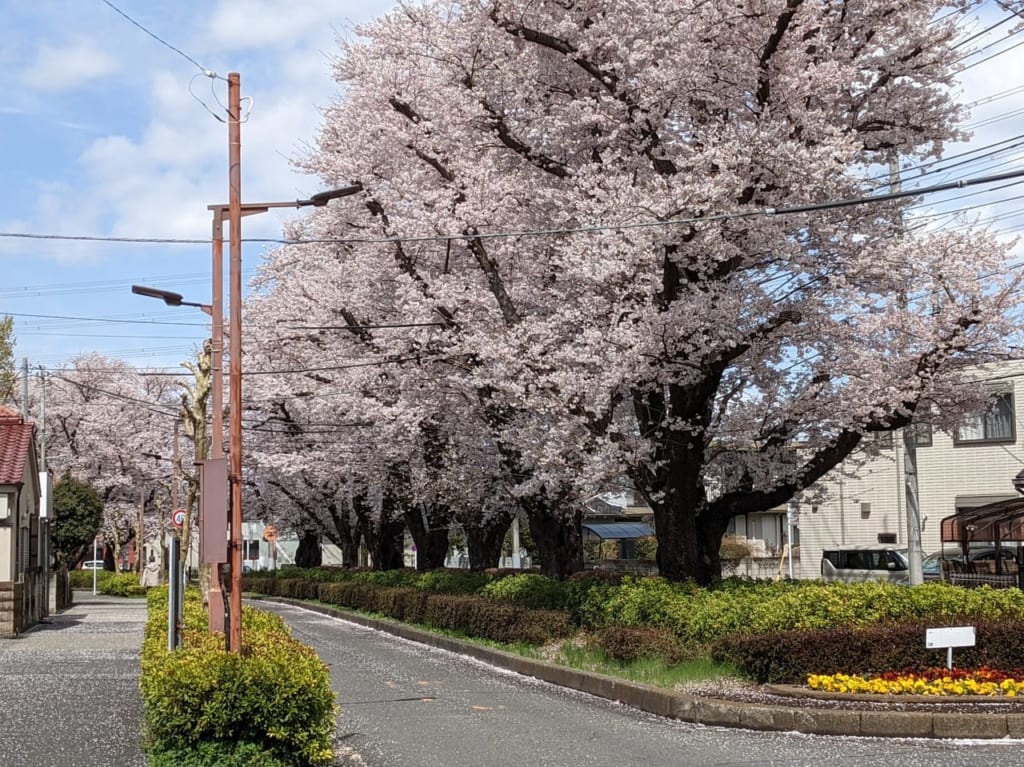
581,521 -> 655,540
941,497 -> 1024,544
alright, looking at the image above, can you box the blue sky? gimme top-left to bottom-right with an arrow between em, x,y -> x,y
1,2 -> 1023,372
0,0 -> 393,370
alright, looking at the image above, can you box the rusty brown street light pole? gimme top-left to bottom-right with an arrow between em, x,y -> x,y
138,73 -> 361,653
220,70 -> 361,653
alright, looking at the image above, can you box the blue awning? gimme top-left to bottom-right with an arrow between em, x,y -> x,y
582,521 -> 655,540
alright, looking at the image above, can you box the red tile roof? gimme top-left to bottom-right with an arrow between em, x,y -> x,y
0,406 -> 36,486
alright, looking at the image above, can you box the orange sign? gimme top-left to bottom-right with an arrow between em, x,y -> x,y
263,525 -> 277,543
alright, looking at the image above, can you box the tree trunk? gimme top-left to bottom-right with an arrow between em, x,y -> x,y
404,504 -> 450,571
295,531 -> 323,568
370,519 -> 405,570
465,515 -> 511,570
651,493 -> 732,585
326,501 -> 362,567
527,503 -> 583,579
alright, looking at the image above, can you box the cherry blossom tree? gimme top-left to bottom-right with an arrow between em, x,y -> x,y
40,353 -> 185,568
260,0 -> 1022,584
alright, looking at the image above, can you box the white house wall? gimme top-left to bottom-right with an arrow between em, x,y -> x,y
0,493 -> 11,580
797,363 -> 1024,580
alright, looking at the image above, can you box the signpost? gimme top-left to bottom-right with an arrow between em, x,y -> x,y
926,626 -> 975,669
168,509 -> 186,651
263,525 -> 277,571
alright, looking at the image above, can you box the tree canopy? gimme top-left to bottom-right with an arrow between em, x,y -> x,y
51,473 -> 104,567
241,0 -> 1022,582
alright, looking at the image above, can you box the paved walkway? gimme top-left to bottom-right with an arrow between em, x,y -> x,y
0,592 -> 147,767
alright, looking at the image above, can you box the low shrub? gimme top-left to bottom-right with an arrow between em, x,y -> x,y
712,619 -> 1024,684
481,573 -> 568,610
101,572 -> 148,597
415,569 -> 491,594
422,594 -> 572,644
587,626 -> 692,665
69,568 -> 115,589
69,569 -> 147,596
141,587 -> 336,766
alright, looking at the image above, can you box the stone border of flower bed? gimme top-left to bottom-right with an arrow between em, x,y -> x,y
250,595 -> 1024,740
765,683 -> 1024,706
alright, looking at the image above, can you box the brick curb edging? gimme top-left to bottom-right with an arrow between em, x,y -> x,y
253,596 -> 1022,740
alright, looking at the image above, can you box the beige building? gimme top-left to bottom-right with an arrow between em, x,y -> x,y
795,362 -> 1024,580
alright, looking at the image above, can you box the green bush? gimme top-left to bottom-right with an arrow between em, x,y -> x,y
481,573 -> 568,610
146,740 -> 294,767
415,569 -> 491,594
141,587 -> 336,766
70,569 -> 147,596
69,569 -> 114,589
102,573 -> 148,596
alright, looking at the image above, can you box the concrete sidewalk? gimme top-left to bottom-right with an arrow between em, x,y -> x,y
0,592 -> 147,767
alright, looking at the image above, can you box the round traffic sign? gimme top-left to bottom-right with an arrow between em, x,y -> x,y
171,508 -> 186,528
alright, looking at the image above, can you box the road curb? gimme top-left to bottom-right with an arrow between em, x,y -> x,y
254,596 -> 1021,740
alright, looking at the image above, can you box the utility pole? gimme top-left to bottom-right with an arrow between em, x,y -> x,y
891,158 -> 923,586
20,358 -> 28,419
227,71 -> 244,654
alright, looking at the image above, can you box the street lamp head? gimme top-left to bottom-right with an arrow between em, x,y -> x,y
302,184 -> 362,207
132,285 -> 185,307
1014,467 -> 1024,496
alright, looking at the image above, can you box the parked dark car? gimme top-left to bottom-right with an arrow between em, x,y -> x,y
921,546 -> 1018,581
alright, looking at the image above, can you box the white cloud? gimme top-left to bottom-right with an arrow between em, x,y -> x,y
20,38 -> 119,92
202,0 -> 390,50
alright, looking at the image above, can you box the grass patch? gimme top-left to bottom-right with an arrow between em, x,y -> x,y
538,639 -> 739,688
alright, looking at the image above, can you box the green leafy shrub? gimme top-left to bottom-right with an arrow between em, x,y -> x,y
102,572 -> 148,597
141,587 -> 336,766
146,740 -> 293,767
415,569 -> 491,594
70,569 -> 147,596
69,568 -> 114,589
481,573 -> 568,610
587,626 -> 691,665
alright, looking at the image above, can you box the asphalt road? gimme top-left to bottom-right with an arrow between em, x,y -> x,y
0,592 -> 147,767
263,600 -> 1024,767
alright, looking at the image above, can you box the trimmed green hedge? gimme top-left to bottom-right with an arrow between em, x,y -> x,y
246,575 -> 573,645
141,587 -> 336,766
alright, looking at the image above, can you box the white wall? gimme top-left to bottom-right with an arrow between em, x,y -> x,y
797,363 -> 1024,579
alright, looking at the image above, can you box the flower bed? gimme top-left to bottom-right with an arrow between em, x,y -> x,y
808,667 -> 1024,696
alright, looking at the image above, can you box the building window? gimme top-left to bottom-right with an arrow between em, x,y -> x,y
860,502 -> 871,519
244,540 -> 261,560
955,392 -> 1015,445
911,422 -> 932,447
878,533 -> 897,544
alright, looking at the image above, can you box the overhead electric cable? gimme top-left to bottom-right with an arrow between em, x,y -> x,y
99,0 -> 214,76
3,311 -> 206,326
4,167 -> 1024,248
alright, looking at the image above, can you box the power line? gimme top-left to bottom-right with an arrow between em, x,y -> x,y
4,311 -> 206,327
99,0 -> 214,76
4,167 -> 1024,248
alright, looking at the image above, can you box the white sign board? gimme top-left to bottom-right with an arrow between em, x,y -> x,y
926,626 -> 975,669
926,626 -> 975,649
